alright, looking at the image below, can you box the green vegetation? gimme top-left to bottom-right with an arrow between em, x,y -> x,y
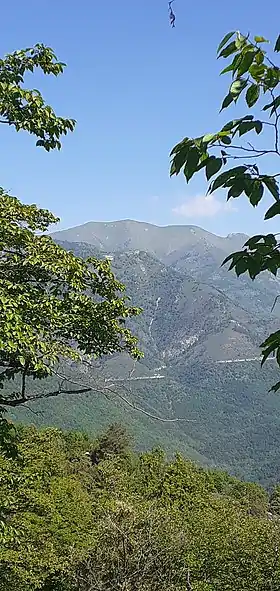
170,30 -> 280,390
3,31 -> 280,591
6,238 -> 280,486
0,43 -> 141,414
1,422 -> 280,591
0,195 -> 141,409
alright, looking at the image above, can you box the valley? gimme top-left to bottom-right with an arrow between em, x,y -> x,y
10,220 -> 280,486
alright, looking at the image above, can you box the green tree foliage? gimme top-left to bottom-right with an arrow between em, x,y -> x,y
89,422 -> 132,465
1,423 -> 280,591
0,426 -> 95,591
0,44 -> 141,410
0,192 -> 141,407
170,31 -> 280,389
269,484 -> 280,515
0,44 -> 75,150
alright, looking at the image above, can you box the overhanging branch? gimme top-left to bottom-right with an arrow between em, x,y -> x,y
0,364 -> 194,423
0,386 -> 91,407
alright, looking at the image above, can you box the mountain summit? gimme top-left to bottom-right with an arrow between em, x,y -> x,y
51,220 -> 248,262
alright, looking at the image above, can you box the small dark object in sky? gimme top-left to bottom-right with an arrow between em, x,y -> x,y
168,0 -> 176,28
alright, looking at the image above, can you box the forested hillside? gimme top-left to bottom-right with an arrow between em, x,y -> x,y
7,229 -> 280,485
1,423 -> 280,591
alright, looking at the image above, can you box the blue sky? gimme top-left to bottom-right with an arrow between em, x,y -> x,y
0,0 -> 279,236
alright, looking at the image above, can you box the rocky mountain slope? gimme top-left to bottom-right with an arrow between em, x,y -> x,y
10,221 -> 280,486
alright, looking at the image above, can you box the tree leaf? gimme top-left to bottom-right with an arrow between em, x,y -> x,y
227,180 -> 245,199
237,51 -> 255,76
247,257 -> 262,279
255,51 -> 264,65
220,53 -> 242,75
263,96 -> 280,115
184,147 -> 200,182
235,257 -> 249,276
218,40 -> 238,59
217,32 -> 235,55
254,36 -> 269,43
196,155 -> 210,171
205,157 -> 223,180
230,78 -> 247,98
264,233 -> 277,247
220,93 -> 234,111
209,166 -> 247,193
262,176 -> 280,201
222,115 -> 253,132
238,121 -> 256,136
170,138 -> 191,156
249,63 -> 265,81
244,235 -> 265,248
170,145 -> 190,176
248,181 -> 264,206
265,202 -> 280,220
245,84 -> 260,107
274,35 -> 280,52
263,69 -> 280,91
254,120 -> 263,134
235,33 -> 248,50
221,135 -> 231,145
202,134 -> 216,143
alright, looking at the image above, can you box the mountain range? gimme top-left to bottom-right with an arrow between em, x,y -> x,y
10,220 -> 280,486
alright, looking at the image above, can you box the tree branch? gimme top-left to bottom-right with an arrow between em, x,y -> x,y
50,367 -> 194,423
0,386 -> 91,407
214,143 -> 276,156
0,357 -> 194,422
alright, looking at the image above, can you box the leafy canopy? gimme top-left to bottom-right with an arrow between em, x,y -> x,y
0,43 -> 75,150
0,192 -> 141,408
0,44 -> 141,410
2,423 -> 280,591
170,31 -> 280,389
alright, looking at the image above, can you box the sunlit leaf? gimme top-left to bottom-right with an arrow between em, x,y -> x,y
237,51 -> 255,76
254,36 -> 269,43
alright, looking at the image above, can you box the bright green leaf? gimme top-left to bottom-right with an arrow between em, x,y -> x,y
202,133 -> 216,143
230,78 -> 247,98
254,36 -> 269,43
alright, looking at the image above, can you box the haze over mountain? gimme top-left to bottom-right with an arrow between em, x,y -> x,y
11,220 -> 280,486
51,219 -> 248,260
